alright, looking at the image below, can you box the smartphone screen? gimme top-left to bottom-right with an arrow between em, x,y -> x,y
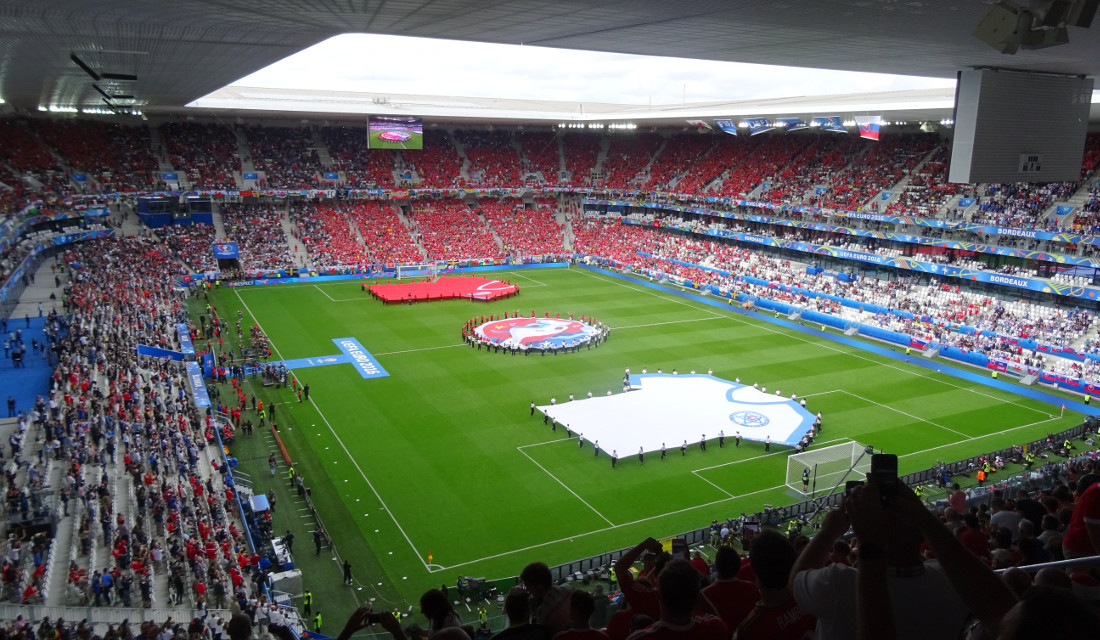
671,537 -> 689,561
871,453 -> 898,498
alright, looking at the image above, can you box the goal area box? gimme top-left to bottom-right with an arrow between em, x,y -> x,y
786,441 -> 870,494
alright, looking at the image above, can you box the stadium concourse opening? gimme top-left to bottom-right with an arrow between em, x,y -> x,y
366,275 -> 518,303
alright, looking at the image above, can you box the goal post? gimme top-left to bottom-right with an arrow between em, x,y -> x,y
395,263 -> 438,280
786,441 -> 871,495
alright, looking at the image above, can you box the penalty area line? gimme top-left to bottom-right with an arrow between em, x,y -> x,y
506,272 -> 548,287
434,484 -> 788,572
516,446 -> 615,527
311,283 -> 361,302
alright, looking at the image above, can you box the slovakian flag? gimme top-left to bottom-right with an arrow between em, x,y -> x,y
855,115 -> 883,141
745,118 -> 774,136
776,117 -> 809,132
813,116 -> 847,133
686,120 -> 712,130
714,119 -> 739,136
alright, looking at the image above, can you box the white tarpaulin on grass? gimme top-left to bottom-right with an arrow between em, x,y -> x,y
538,374 -> 815,457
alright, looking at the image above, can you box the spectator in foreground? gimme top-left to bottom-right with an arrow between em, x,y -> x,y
1062,472 -> 1100,559
792,478 -> 971,640
521,561 -> 574,636
847,477 -> 1099,639
553,590 -> 610,640
627,559 -> 727,639
735,530 -> 814,640
417,588 -> 469,639
701,545 -> 759,631
495,588 -> 550,640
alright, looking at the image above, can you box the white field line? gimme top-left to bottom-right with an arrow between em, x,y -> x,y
612,317 -> 724,330
839,391 -> 971,439
234,288 -> 430,570
506,272 -> 548,287
516,445 -> 615,527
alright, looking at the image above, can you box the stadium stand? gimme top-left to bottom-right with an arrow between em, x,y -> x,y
406,130 -> 463,188
158,122 -> 240,191
459,130 -> 524,188
408,199 -> 498,261
321,126 -> 397,189
242,126 -> 321,190
478,198 -> 565,257
516,131 -> 561,186
4,115 -> 1100,639
561,132 -> 601,186
219,203 -> 294,270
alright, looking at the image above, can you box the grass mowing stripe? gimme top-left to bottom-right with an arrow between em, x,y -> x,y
201,267 -> 1080,602
235,287 -> 430,570
517,444 -> 616,527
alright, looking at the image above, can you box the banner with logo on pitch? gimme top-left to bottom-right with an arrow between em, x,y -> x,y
333,337 -> 390,379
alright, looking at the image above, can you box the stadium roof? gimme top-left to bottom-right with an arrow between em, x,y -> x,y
190,85 -> 963,125
2,0 -> 1099,120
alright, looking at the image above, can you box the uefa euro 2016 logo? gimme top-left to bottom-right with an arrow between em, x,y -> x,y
474,317 -> 599,349
729,410 -> 770,428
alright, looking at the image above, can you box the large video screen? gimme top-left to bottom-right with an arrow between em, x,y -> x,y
368,116 -> 424,150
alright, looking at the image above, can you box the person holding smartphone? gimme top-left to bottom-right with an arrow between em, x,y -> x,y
788,461 -> 971,640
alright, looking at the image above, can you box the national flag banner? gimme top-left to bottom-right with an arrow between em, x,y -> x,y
714,119 -> 739,136
686,119 -> 712,130
776,117 -> 809,131
855,115 -> 883,141
813,116 -> 847,133
745,118 -> 774,136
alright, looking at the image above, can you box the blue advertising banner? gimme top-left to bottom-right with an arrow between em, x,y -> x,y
623,219 -> 1100,300
162,172 -> 178,181
812,116 -> 847,133
1056,205 -> 1076,216
72,173 -> 87,182
956,198 -> 976,208
775,117 -> 809,131
323,172 -> 340,180
745,118 -> 774,136
212,241 -> 240,259
136,344 -> 185,360
332,337 -> 390,379
242,172 -> 259,180
589,199 -> 1100,266
176,323 -> 195,355
714,119 -> 739,136
186,362 -> 211,407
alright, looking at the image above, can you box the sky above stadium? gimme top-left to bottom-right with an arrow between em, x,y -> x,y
232,34 -> 957,105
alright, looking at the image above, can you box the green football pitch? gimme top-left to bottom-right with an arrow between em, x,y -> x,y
199,266 -> 1080,603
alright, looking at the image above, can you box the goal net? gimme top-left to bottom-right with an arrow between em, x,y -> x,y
395,263 -> 438,280
786,441 -> 871,495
